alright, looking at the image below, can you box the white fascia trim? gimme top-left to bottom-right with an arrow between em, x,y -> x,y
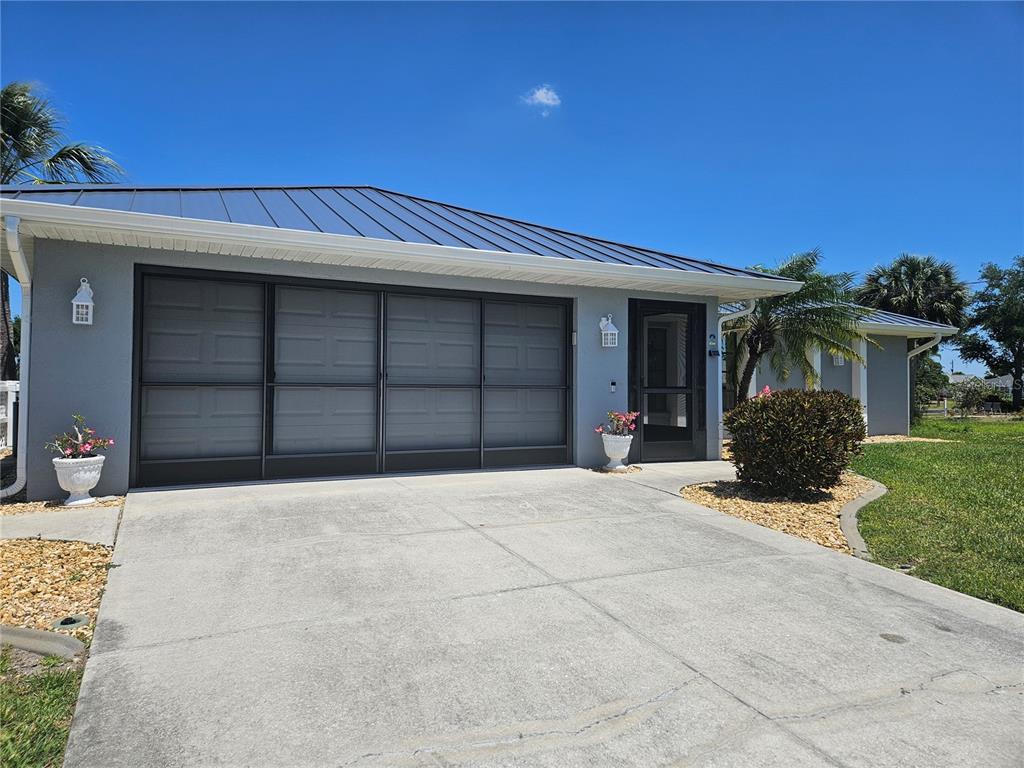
0,199 -> 802,300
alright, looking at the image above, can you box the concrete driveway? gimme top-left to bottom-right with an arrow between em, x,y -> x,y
65,465 -> 1023,767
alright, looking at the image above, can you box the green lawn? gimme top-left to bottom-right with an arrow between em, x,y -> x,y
0,647 -> 83,768
852,417 -> 1024,612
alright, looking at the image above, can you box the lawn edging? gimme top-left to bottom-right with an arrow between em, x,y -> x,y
837,479 -> 887,561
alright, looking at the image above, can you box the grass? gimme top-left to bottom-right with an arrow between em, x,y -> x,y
852,417 -> 1024,612
0,646 -> 83,768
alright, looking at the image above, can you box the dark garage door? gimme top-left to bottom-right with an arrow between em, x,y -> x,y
134,270 -> 571,487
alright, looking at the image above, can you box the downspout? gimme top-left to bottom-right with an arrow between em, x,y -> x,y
716,300 -> 755,458
1,216 -> 30,498
906,333 -> 943,434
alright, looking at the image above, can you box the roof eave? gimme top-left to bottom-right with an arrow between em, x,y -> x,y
0,199 -> 800,301
860,321 -> 959,338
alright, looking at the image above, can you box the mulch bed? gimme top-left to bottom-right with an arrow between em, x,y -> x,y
681,472 -> 875,553
1,496 -> 123,518
0,539 -> 112,644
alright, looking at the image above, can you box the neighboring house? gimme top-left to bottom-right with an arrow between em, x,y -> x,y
1,184 -> 801,500
741,307 -> 958,435
948,372 -> 979,386
985,374 -> 1015,395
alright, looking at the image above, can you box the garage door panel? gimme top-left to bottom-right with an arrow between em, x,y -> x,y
142,277 -> 264,383
272,387 -> 376,455
484,389 -> 566,448
275,287 -> 377,384
387,296 -> 479,385
385,388 -> 480,451
139,386 -> 262,460
484,301 -> 565,386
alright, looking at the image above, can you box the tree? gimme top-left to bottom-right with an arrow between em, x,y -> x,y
0,81 -> 123,380
855,253 -> 969,328
914,355 -> 946,409
956,257 -> 1024,411
725,249 -> 867,403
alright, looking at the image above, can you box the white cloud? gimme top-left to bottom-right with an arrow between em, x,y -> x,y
521,84 -> 561,117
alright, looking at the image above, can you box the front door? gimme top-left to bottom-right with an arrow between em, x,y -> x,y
630,301 -> 704,462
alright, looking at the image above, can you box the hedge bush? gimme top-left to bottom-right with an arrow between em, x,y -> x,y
724,388 -> 866,498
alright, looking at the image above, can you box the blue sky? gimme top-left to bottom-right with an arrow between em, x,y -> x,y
3,1 -> 1021,374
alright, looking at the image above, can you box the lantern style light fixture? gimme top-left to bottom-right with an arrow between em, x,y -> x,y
71,278 -> 94,325
832,353 -> 845,367
599,314 -> 619,348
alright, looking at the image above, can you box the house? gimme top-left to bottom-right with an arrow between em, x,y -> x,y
740,306 -> 958,435
985,374 -> 1015,395
0,184 -> 952,500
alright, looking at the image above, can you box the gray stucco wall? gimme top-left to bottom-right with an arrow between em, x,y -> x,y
866,335 -> 909,436
755,359 -> 804,392
819,353 -> 853,396
752,338 -> 908,436
24,239 -> 720,499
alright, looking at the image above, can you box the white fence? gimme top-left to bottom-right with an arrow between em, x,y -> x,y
0,381 -> 18,450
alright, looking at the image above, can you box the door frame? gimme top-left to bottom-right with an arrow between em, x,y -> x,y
627,298 -> 708,463
130,264 -> 574,487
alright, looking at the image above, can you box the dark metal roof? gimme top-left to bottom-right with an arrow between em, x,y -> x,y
719,301 -> 957,331
0,184 -> 791,282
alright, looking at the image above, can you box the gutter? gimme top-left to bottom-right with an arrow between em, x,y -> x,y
905,333 -> 943,432
0,199 -> 803,300
715,300 -> 755,458
1,216 -> 30,498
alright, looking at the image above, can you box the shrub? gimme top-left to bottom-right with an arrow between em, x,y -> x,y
723,388 -> 866,498
949,379 -> 996,417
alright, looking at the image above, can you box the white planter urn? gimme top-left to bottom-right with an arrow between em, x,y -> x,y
52,455 -> 105,506
601,433 -> 634,472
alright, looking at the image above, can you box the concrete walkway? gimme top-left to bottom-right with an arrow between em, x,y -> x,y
65,465 -> 1023,767
0,504 -> 120,546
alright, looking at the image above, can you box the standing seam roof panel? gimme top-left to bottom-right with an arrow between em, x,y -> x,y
409,198 -> 538,255
180,190 -> 231,222
283,189 -> 361,236
255,189 -> 320,232
334,188 -> 438,245
219,190 -> 276,227
357,188 -> 476,249
437,204 -> 588,261
313,189 -> 392,239
375,190 -> 511,253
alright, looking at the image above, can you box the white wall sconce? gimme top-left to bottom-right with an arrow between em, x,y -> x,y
72,278 -> 94,325
599,314 -> 619,348
708,333 -> 720,357
832,353 -> 845,367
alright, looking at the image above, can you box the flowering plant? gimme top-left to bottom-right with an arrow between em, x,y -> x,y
594,410 -> 639,437
756,385 -> 772,398
45,414 -> 115,459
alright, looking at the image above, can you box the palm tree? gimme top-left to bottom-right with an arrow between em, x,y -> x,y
855,253 -> 968,328
726,250 -> 868,403
855,254 -> 968,419
0,81 -> 123,380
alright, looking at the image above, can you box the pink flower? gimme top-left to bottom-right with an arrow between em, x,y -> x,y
594,425 -> 604,434
629,423 -> 636,431
108,439 -> 115,446
64,447 -> 73,456
82,443 -> 93,453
